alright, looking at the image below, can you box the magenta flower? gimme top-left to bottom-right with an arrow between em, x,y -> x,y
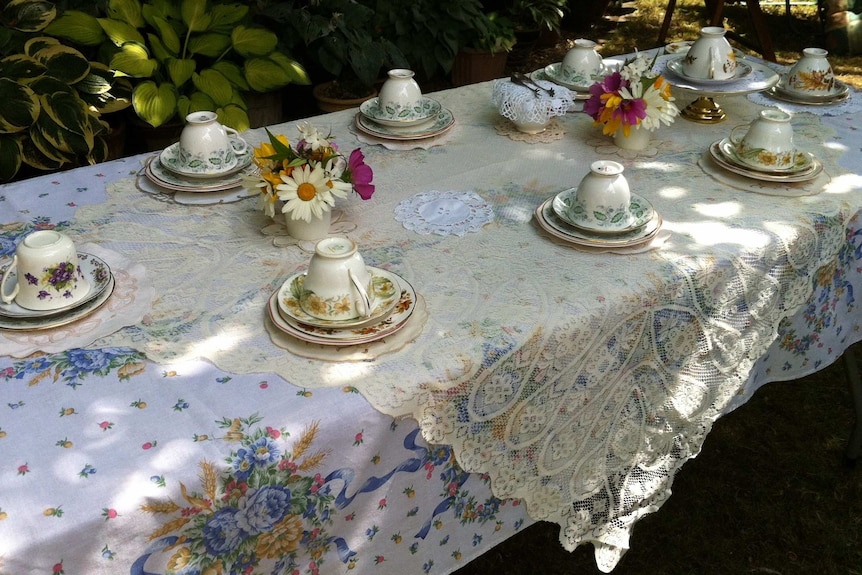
348,148 -> 375,200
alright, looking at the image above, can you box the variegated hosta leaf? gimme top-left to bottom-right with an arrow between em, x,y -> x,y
36,105 -> 94,156
181,0 -> 212,33
23,131 -> 67,170
44,9 -> 105,46
166,58 -> 196,88
0,54 -> 46,83
33,44 -> 91,84
132,80 -> 178,127
89,134 -> 109,165
0,135 -> 24,182
0,78 -> 40,133
217,103 -> 249,133
269,52 -> 311,85
39,91 -> 93,141
4,0 -> 56,33
188,32 -> 232,58
192,69 -> 232,107
244,57 -> 291,93
97,16 -> 147,47
210,61 -> 249,91
231,25 -> 277,57
23,35 -> 59,56
75,67 -> 132,114
29,120 -> 69,162
107,0 -> 145,28
110,42 -> 158,78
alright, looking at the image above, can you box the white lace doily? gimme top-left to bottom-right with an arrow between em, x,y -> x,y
393,190 -> 495,236
0,244 -> 154,357
494,117 -> 566,143
491,79 -> 574,125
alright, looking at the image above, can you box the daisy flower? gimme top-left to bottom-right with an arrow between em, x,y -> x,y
276,164 -> 335,222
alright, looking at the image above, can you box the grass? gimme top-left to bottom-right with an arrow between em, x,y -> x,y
456,2 -> 862,573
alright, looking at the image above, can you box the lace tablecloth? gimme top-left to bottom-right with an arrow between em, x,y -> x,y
51,80 -> 862,570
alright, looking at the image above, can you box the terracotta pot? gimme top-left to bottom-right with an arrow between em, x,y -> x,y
312,81 -> 377,113
451,49 -> 509,87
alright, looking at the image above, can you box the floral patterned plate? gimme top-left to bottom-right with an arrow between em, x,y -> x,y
267,272 -> 417,345
709,140 -> 822,183
666,57 -> 753,84
541,61 -> 619,92
359,97 -> 442,127
0,252 -> 112,319
145,156 -> 250,192
717,138 -> 814,174
552,189 -> 655,235
159,142 -> 253,179
278,267 -> 402,329
536,197 -> 662,248
354,108 -> 455,141
0,273 -> 114,331
768,78 -> 851,105
530,69 -> 590,100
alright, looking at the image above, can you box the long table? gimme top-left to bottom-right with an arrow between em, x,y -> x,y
2,58 -> 862,574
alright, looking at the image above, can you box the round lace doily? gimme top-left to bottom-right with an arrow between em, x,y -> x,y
494,117 -> 566,143
393,190 -> 495,236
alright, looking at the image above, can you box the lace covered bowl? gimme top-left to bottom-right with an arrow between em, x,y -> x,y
491,79 -> 574,134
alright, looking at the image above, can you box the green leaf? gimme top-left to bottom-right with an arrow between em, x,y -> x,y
23,36 -> 59,56
166,58 -> 195,87
244,58 -> 290,93
32,44 -> 91,85
0,78 -> 39,133
217,103 -> 248,133
40,91 -> 92,140
110,42 -> 157,78
44,10 -> 106,46
0,135 -> 23,182
231,25 -> 277,57
211,3 -> 249,30
192,69 -> 232,107
188,32 -> 231,58
132,80 -> 177,127
210,60 -> 248,91
107,0 -> 145,28
146,33 -> 173,62
0,54 -> 46,84
185,91 -> 214,113
74,62 -> 114,95
97,17 -> 147,47
150,15 -> 180,55
23,130 -> 68,170
4,0 -> 57,33
181,0 -> 212,33
268,52 -> 310,85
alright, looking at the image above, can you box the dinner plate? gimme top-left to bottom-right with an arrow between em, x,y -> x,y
768,78 -> 851,105
552,189 -> 655,235
278,267 -> 402,329
359,97 -> 442,127
0,252 -> 112,319
0,272 -> 115,331
666,57 -> 753,84
159,142 -> 252,179
716,138 -> 814,174
267,273 -> 417,345
536,198 -> 662,248
354,108 -> 455,141
541,61 -> 619,91
145,156 -> 251,192
708,140 -> 822,183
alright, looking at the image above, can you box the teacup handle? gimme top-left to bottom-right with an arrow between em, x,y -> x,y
225,127 -> 249,155
348,268 -> 372,318
729,124 -> 749,146
1,255 -> 19,304
708,46 -> 720,79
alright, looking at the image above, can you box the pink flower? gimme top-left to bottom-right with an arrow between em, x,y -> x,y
348,149 -> 374,200
266,426 -> 280,439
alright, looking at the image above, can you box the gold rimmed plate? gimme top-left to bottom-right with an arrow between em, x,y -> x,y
716,138 -> 814,174
666,57 -> 753,85
551,189 -> 656,235
354,108 -> 455,141
536,198 -> 662,249
708,140 -> 822,183
0,273 -> 115,331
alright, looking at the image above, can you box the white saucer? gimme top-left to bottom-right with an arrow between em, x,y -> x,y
267,273 -> 417,345
708,140 -> 822,183
769,78 -> 851,105
145,156 -> 250,192
159,142 -> 251,179
716,138 -> 813,174
354,108 -> 455,141
0,272 -> 115,331
666,57 -> 753,84
0,252 -> 112,319
542,61 -> 617,91
278,267 -> 402,329
552,189 -> 655,235
536,198 -> 662,249
359,97 -> 442,127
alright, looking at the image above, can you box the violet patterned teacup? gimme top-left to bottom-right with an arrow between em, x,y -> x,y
1,230 -> 89,311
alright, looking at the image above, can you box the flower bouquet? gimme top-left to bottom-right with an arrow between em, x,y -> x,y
584,52 -> 680,138
249,123 -> 374,222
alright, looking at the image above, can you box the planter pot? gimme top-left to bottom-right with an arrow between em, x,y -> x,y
245,91 -> 284,128
312,81 -> 377,114
451,49 -> 509,87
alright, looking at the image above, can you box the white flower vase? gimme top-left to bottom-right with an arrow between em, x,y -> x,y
613,124 -> 651,151
284,209 -> 332,241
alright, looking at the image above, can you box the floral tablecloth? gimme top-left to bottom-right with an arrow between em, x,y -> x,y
2,69 -> 862,574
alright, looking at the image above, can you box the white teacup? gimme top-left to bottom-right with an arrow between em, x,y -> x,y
729,109 -> 796,170
1,230 -> 89,311
681,26 -> 737,80
378,69 -> 422,116
576,160 -> 632,229
179,111 -> 249,173
561,38 -> 603,85
300,237 -> 372,321
785,47 -> 835,95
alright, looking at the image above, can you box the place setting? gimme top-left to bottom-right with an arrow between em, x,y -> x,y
352,69 -> 455,149
756,47 -> 857,113
265,237 -> 427,360
136,111 -> 257,204
530,38 -> 621,100
534,160 -> 666,253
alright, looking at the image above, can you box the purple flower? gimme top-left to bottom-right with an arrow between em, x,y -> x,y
348,148 -> 374,200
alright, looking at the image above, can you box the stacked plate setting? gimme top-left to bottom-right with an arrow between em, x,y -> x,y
141,141 -> 254,195
354,96 -> 454,141
267,267 -> 418,346
535,189 -> 663,250
0,252 -> 115,331
767,77 -> 851,106
707,137 -> 823,183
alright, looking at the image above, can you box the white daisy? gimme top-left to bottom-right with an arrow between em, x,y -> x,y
297,122 -> 329,151
276,164 -> 334,222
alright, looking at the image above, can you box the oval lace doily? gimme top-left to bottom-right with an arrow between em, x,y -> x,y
394,190 -> 495,236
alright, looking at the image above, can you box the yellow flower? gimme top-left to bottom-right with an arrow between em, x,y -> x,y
167,548 -> 191,571
255,515 -> 303,558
